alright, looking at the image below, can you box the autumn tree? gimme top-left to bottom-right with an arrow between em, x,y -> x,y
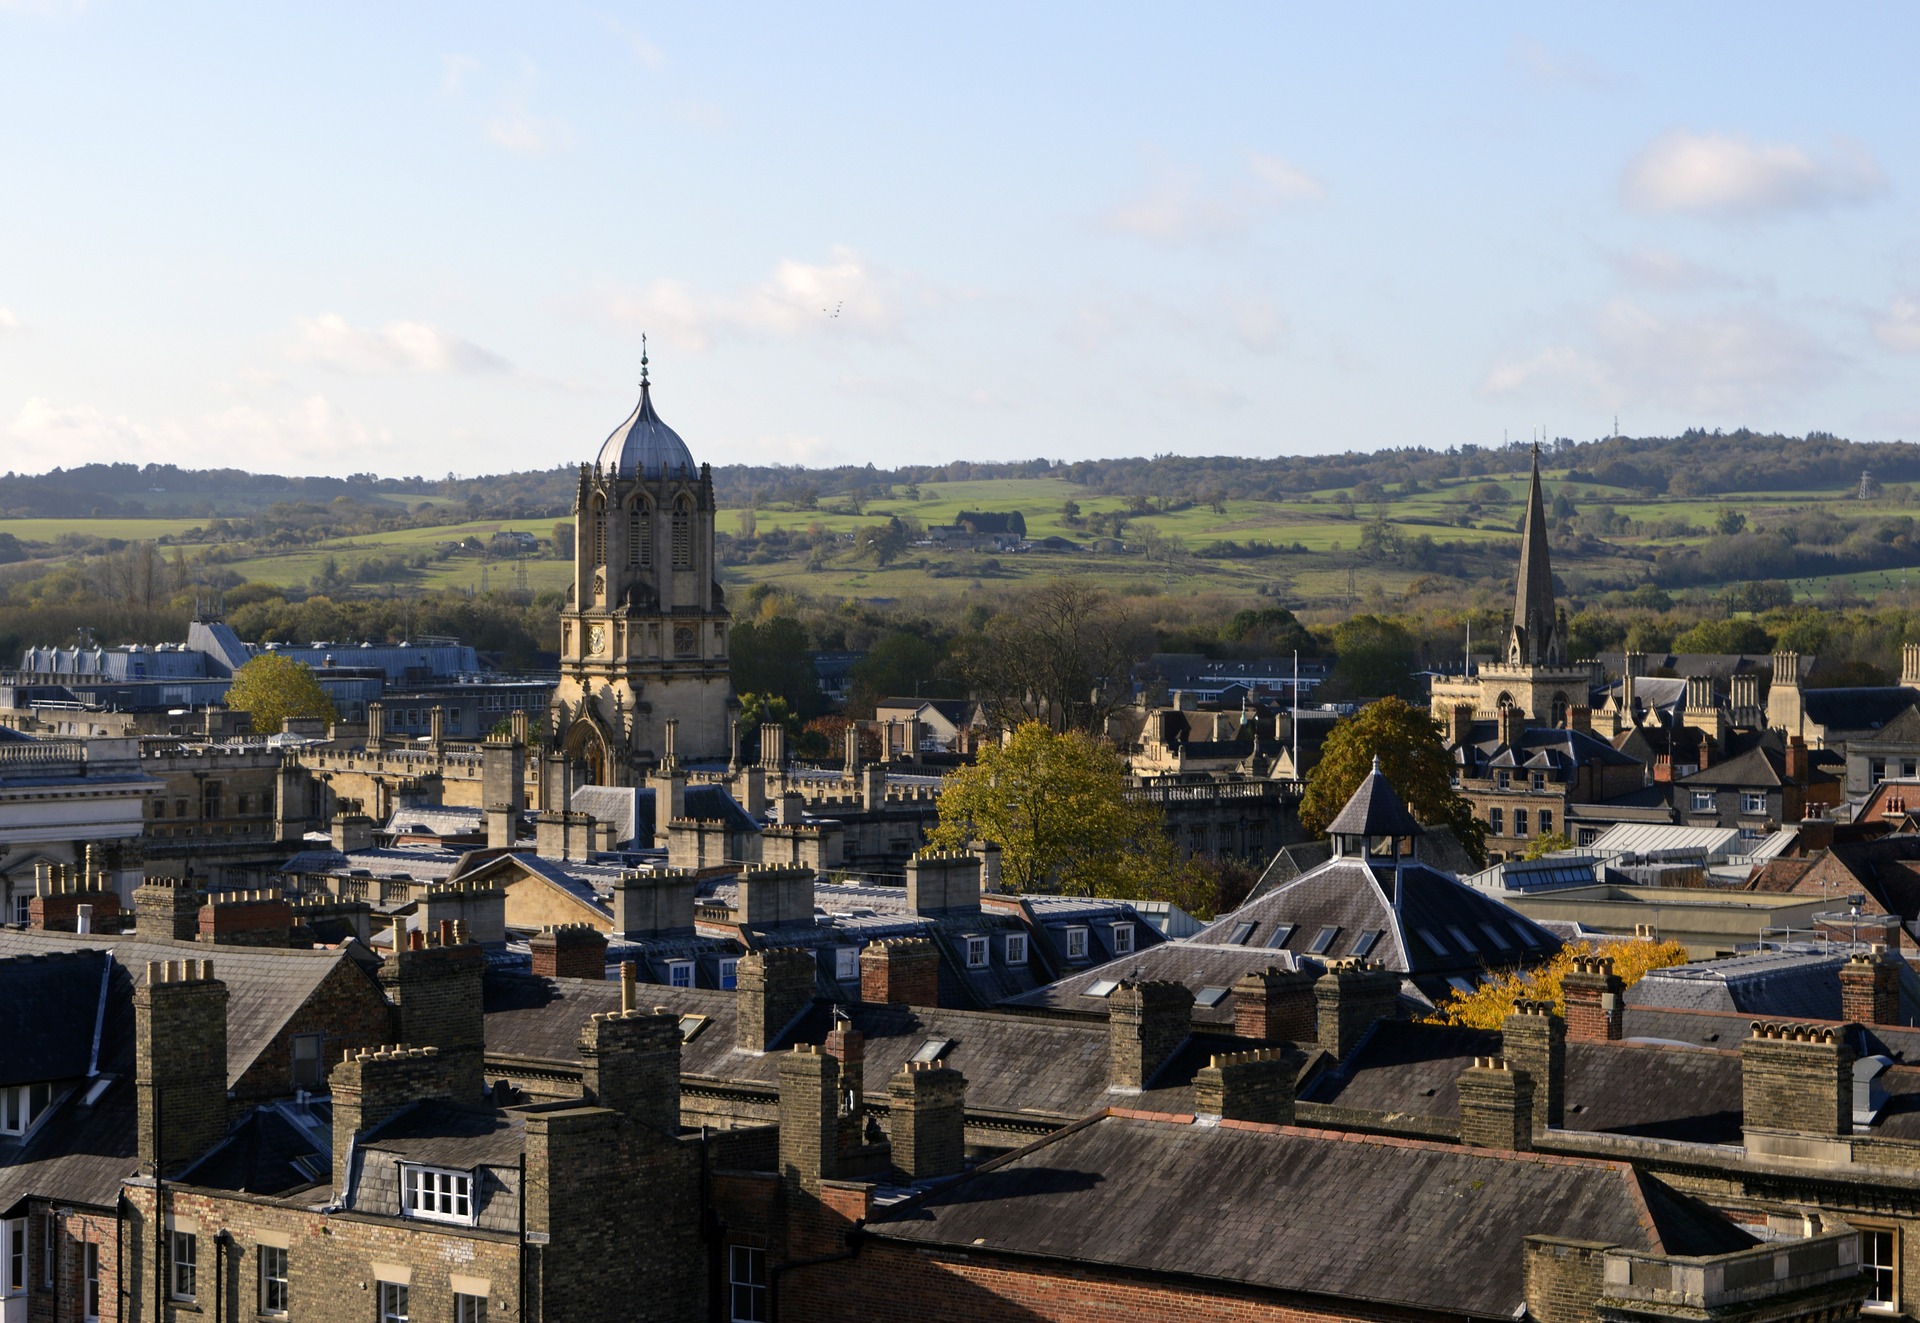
1426,937 -> 1690,1029
1299,696 -> 1486,866
957,578 -> 1149,735
1521,830 -> 1575,860
927,721 -> 1174,899
225,654 -> 337,735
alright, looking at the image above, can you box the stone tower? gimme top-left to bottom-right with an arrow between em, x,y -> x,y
550,354 -> 732,784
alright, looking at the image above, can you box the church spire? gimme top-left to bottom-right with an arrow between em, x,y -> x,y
1508,444 -> 1562,666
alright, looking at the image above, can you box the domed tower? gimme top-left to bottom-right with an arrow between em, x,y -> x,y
550,350 -> 732,784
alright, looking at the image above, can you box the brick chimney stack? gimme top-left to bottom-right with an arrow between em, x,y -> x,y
859,937 -> 940,1008
1193,1049 -> 1294,1125
1785,736 -> 1809,784
888,1059 -> 967,1181
1109,980 -> 1195,1092
1315,961 -> 1403,1060
135,877 -> 202,941
1840,947 -> 1901,1027
1458,1056 -> 1535,1152
578,1005 -> 681,1134
1231,966 -> 1319,1043
1562,956 -> 1624,1042
1498,704 -> 1526,751
135,959 -> 230,1176
329,1045 -> 452,1196
737,948 -> 819,1052
30,862 -> 122,933
381,929 -> 487,1101
1448,703 -> 1475,748
1500,998 -> 1565,1130
1742,1020 -> 1854,1139
531,924 -> 608,980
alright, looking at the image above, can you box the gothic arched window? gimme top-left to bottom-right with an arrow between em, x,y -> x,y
671,496 -> 692,569
590,498 -> 607,566
628,499 -> 652,569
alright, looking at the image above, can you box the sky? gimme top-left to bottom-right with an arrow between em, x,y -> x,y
1,3 -> 1918,478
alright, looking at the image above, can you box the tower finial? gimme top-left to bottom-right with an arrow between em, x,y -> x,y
640,333 -> 649,387
1371,754 -> 1381,774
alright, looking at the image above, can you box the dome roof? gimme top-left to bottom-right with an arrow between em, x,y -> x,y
595,379 -> 695,478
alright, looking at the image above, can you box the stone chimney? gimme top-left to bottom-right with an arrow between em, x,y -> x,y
1730,671 -> 1761,722
1773,650 -> 1801,689
1841,947 -> 1902,1028
380,931 -> 486,1101
1108,980 -> 1194,1092
366,701 -> 386,750
1315,961 -> 1403,1061
648,760 -> 687,846
1231,966 -> 1319,1044
613,867 -> 700,940
759,722 -> 788,771
135,877 -> 202,942
136,958 -> 230,1176
429,704 -> 445,747
1500,998 -> 1565,1130
861,763 -> 887,813
1498,704 -> 1526,750
330,813 -> 376,854
1742,1020 -> 1854,1139
1905,642 -> 1920,689
1193,1048 -> 1294,1125
579,1005 -> 681,1135
888,1060 -> 967,1181
905,851 -> 982,916
1685,674 -> 1714,715
968,840 -> 1003,894
29,863 -> 122,933
737,864 -> 817,927
1448,703 -> 1475,748
330,1045 -> 451,1196
531,924 -> 608,981
1562,955 -> 1624,1042
736,948 -> 818,1052
859,937 -> 939,1008
1458,1055 -> 1535,1152
481,731 -> 525,850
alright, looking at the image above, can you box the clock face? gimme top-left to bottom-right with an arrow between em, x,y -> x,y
674,625 -> 696,656
589,624 -> 608,656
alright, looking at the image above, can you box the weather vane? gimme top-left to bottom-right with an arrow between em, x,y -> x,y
640,333 -> 649,386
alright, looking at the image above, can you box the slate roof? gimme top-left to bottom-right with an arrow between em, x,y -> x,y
1800,687 -> 1919,735
383,806 -> 484,838
0,928 -> 363,1088
1190,857 -> 1561,1000
596,378 -> 695,477
1625,951 -> 1847,1019
1297,1020 -> 1746,1145
361,1100 -> 526,1167
281,845 -> 467,883
180,1102 -> 332,1198
864,1112 -> 1751,1317
572,783 -> 758,847
1678,745 -> 1791,790
997,942 -> 1309,1026
0,949 -> 111,1086
1326,768 -> 1423,839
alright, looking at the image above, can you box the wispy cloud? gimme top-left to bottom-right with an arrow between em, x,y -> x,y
1599,247 -> 1738,293
0,307 -> 20,336
1480,299 -> 1835,415
1622,130 -> 1886,218
1873,297 -> 1920,353
1102,149 -> 1325,245
3,393 -> 395,471
291,313 -> 512,375
441,56 -> 573,155
1506,36 -> 1616,91
599,14 -> 665,68
603,247 -> 932,350
441,53 -> 480,96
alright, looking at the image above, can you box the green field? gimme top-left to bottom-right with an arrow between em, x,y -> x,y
0,468 -> 1904,608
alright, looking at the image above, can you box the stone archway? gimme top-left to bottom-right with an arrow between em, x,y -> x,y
563,717 -> 612,789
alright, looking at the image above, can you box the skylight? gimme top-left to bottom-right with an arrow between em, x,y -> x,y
1418,929 -> 1451,957
1477,922 -> 1512,951
1307,925 -> 1341,955
1084,979 -> 1120,998
1194,986 -> 1230,1007
1268,923 -> 1297,949
1507,920 -> 1540,949
1229,921 -> 1257,945
1445,926 -> 1479,954
1351,929 -> 1384,958
677,1014 -> 710,1043
910,1038 -> 951,1064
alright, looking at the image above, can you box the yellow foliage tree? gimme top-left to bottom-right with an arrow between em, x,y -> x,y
224,654 -> 338,735
927,721 -> 1175,899
1425,936 -> 1690,1029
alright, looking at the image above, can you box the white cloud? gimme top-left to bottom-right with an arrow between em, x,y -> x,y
441,56 -> 572,154
0,307 -> 20,336
1874,298 -> 1920,352
600,15 -> 665,68
486,98 -> 572,155
291,313 -> 512,376
3,393 -> 394,472
1622,130 -> 1886,218
1507,37 -> 1614,91
1600,247 -> 1737,293
441,53 -> 480,95
1479,300 -> 1834,415
603,247 -> 924,350
1103,150 -> 1325,244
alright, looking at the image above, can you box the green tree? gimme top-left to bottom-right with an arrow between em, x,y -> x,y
847,632 -> 943,716
730,615 -> 822,718
1671,618 -> 1771,654
225,654 -> 338,735
735,693 -> 799,745
1298,697 -> 1486,866
1325,614 -> 1419,701
551,522 -> 574,559
928,722 -> 1175,898
1521,830 -> 1574,860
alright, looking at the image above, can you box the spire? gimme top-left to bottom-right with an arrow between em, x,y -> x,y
1508,445 -> 1562,666
640,333 -> 649,388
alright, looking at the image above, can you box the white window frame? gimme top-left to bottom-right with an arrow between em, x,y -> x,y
400,1164 -> 476,1225
380,1279 -> 410,1323
83,1241 -> 100,1321
41,1211 -> 53,1290
5,1217 -> 24,1296
964,936 -> 989,969
170,1228 -> 197,1300
667,960 -> 694,989
1740,791 -> 1768,815
1863,1225 -> 1899,1312
260,1243 -> 289,1315
718,957 -> 738,991
455,1292 -> 487,1323
1065,927 -> 1088,960
729,1244 -> 768,1323
1110,922 -> 1135,955
1005,933 -> 1028,966
1690,790 -> 1715,812
834,947 -> 859,982
0,1082 -> 52,1136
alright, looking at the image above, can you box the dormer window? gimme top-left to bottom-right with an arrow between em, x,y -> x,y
834,947 -> 859,982
1005,933 -> 1028,965
1496,771 -> 1510,789
719,958 -> 738,990
1065,927 -> 1088,960
965,936 -> 989,969
667,960 -> 694,988
0,1083 -> 51,1136
401,1165 -> 476,1225
1110,922 -> 1135,955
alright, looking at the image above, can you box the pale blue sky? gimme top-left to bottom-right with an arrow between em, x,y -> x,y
2,3 -> 1916,477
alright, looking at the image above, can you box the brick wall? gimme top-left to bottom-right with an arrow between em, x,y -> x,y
1500,1000 -> 1565,1130
1232,967 -> 1318,1044
1562,958 -> 1623,1042
859,937 -> 939,1008
1741,1021 -> 1853,1137
23,1205 -> 122,1323
233,956 -> 393,1104
135,958 -> 228,1176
